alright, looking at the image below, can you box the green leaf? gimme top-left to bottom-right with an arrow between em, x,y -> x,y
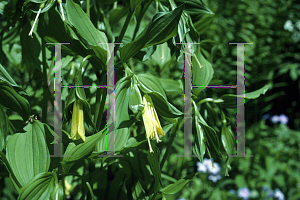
137,74 -> 183,118
121,4 -> 184,63
0,64 -> 26,94
129,82 -> 144,114
221,83 -> 272,109
147,143 -> 163,193
0,105 -> 8,151
0,81 -> 30,121
160,172 -> 200,194
160,78 -> 183,95
175,0 -> 214,15
18,172 -> 57,200
95,127 -> 130,153
192,46 -> 214,96
6,120 -> 50,187
193,101 -> 221,157
193,116 -> 206,163
21,22 -> 42,71
62,128 -> 106,166
50,183 -> 64,200
130,0 -> 143,11
66,0 -> 107,62
221,112 -> 235,156
115,76 -> 131,129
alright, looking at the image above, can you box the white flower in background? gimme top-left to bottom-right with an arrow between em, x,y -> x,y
208,174 -> 221,183
202,158 -> 212,168
206,162 -> 221,175
284,20 -> 294,31
274,188 -> 285,200
238,187 -> 251,200
271,114 -> 289,125
196,161 -> 207,173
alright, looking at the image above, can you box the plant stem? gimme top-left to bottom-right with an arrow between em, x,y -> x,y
115,9 -> 135,52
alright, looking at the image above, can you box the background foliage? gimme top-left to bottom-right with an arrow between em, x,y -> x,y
0,0 -> 299,199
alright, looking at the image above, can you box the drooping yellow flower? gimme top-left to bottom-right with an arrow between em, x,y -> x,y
70,100 -> 85,141
142,94 -> 165,153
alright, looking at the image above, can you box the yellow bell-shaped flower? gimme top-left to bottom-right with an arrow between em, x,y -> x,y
70,100 -> 85,141
142,94 -> 165,153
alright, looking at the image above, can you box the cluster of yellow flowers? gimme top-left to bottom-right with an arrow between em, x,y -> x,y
142,94 -> 165,153
70,94 -> 164,153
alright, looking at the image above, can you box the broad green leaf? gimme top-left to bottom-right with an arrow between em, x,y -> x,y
0,105 -> 8,151
21,22 -> 42,71
129,82 -> 144,114
6,120 -> 50,187
150,42 -> 172,69
50,183 -> 64,200
38,9 -> 93,58
192,46 -> 214,96
0,81 -> 30,121
193,116 -> 206,163
121,4 -> 184,63
66,0 -> 107,61
136,74 -> 183,118
95,127 -> 130,153
147,143 -> 163,193
193,101 -> 221,157
0,64 -> 26,94
221,112 -> 235,156
160,78 -> 183,94
115,76 -> 131,129
221,83 -> 272,109
62,128 -> 106,165
115,128 -> 131,151
18,172 -> 57,200
109,7 -> 129,27
175,0 -> 214,15
160,172 -> 200,194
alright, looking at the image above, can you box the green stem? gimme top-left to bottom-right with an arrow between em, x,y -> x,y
115,9 -> 135,52
42,38 -> 48,123
0,151 -> 22,189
